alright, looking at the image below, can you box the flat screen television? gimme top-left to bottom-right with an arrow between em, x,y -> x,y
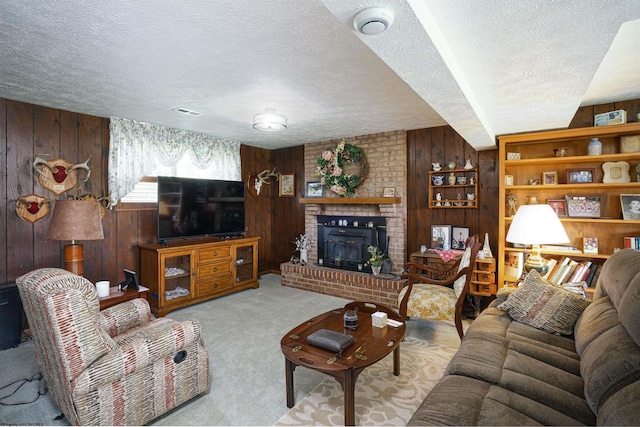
157,176 -> 245,241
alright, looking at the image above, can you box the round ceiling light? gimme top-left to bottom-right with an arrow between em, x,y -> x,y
253,108 -> 287,132
353,7 -> 394,35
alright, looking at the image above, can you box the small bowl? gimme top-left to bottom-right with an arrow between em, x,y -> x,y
456,177 -> 467,185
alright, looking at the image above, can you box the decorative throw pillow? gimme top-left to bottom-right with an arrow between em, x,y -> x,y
497,270 -> 591,335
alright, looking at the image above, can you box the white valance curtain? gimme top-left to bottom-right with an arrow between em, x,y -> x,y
108,117 -> 241,206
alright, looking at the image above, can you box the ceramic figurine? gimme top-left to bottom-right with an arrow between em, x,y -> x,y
464,158 -> 474,169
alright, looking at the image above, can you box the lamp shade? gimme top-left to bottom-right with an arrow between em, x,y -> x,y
47,200 -> 104,241
506,204 -> 569,245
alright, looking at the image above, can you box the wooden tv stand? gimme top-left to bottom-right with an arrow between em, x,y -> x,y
139,236 -> 259,317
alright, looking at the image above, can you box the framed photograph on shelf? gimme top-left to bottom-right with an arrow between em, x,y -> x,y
620,194 -> 640,220
279,173 -> 295,197
566,168 -> 595,184
430,225 -> 451,250
451,226 -> 470,250
306,181 -> 323,198
583,237 -> 598,254
504,175 -> 514,186
504,251 -> 524,282
565,196 -> 601,218
547,199 -> 567,216
383,187 -> 396,197
542,171 -> 558,185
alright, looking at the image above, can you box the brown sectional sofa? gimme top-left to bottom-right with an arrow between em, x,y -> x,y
409,248 -> 640,425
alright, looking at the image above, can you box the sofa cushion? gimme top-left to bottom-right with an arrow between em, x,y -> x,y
595,248 -> 640,347
408,374 -> 595,426
497,270 -> 591,335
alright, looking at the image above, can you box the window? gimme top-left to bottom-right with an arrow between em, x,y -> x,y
119,153 -> 231,204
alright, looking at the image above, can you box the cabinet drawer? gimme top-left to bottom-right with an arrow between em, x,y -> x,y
198,247 -> 231,262
473,271 -> 495,283
476,260 -> 496,272
199,274 -> 233,295
198,261 -> 231,279
470,282 -> 498,295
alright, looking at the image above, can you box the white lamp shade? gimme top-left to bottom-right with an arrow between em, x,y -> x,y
506,204 -> 569,245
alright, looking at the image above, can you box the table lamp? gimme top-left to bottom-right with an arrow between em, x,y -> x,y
47,200 -> 104,276
506,203 -> 570,276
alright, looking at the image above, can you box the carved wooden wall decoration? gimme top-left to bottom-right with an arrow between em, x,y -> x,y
15,194 -> 53,223
32,156 -> 92,195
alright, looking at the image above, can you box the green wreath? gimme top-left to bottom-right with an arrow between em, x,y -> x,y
315,140 -> 368,197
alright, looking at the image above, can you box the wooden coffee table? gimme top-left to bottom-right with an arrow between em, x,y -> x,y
280,302 -> 406,426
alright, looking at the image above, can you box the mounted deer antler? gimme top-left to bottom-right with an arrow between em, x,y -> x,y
33,156 -> 92,195
73,188 -> 111,219
15,194 -> 55,223
250,168 -> 280,195
68,155 -> 92,182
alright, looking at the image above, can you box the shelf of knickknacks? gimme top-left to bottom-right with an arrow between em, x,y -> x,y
428,167 -> 478,209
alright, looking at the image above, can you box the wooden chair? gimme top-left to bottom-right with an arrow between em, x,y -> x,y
397,235 -> 481,339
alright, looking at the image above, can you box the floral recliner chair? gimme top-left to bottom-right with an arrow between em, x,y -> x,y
16,268 -> 209,426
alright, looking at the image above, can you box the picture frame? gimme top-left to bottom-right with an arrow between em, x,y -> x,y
504,175 -> 514,186
542,171 -> 558,185
504,251 -> 524,282
565,196 -> 601,218
620,194 -> 640,220
583,237 -> 598,254
451,226 -> 470,250
430,225 -> 452,250
566,168 -> 595,184
279,173 -> 295,197
383,187 -> 396,197
547,199 -> 567,216
306,181 -> 324,198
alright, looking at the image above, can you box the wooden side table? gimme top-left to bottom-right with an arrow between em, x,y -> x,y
99,285 -> 149,311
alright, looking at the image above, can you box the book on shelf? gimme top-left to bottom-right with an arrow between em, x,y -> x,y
541,245 -> 582,254
557,260 -> 579,285
542,258 -> 557,280
549,257 -> 570,285
623,236 -> 640,250
562,281 -> 588,298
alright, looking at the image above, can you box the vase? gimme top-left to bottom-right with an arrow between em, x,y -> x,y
448,172 -> 456,185
300,249 -> 308,264
587,138 -> 602,156
371,266 -> 382,276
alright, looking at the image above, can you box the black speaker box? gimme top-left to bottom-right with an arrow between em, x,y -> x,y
0,283 -> 23,350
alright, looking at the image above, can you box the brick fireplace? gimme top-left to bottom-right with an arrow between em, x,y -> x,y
281,131 -> 408,308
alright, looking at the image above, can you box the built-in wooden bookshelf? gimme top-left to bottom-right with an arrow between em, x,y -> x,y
498,122 -> 640,286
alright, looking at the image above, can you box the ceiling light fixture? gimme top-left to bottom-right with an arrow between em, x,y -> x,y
353,7 -> 394,35
253,108 -> 287,132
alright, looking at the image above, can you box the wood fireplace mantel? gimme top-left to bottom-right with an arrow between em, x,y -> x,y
299,197 -> 401,205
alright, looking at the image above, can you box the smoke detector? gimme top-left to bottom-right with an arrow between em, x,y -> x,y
353,7 -> 394,35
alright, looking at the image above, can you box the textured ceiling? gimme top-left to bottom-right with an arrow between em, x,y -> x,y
0,0 -> 639,151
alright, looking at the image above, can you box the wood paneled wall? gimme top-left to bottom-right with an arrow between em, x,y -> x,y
3,97 -> 638,285
406,127 -> 500,258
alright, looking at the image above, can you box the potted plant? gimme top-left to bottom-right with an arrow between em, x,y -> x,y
365,245 -> 384,275
295,234 -> 312,264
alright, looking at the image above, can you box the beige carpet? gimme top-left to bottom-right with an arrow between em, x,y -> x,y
275,336 -> 458,426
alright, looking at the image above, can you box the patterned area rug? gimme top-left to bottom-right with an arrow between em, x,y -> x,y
275,337 -> 458,426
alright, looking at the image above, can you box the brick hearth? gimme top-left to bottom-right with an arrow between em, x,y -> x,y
280,262 -> 406,310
